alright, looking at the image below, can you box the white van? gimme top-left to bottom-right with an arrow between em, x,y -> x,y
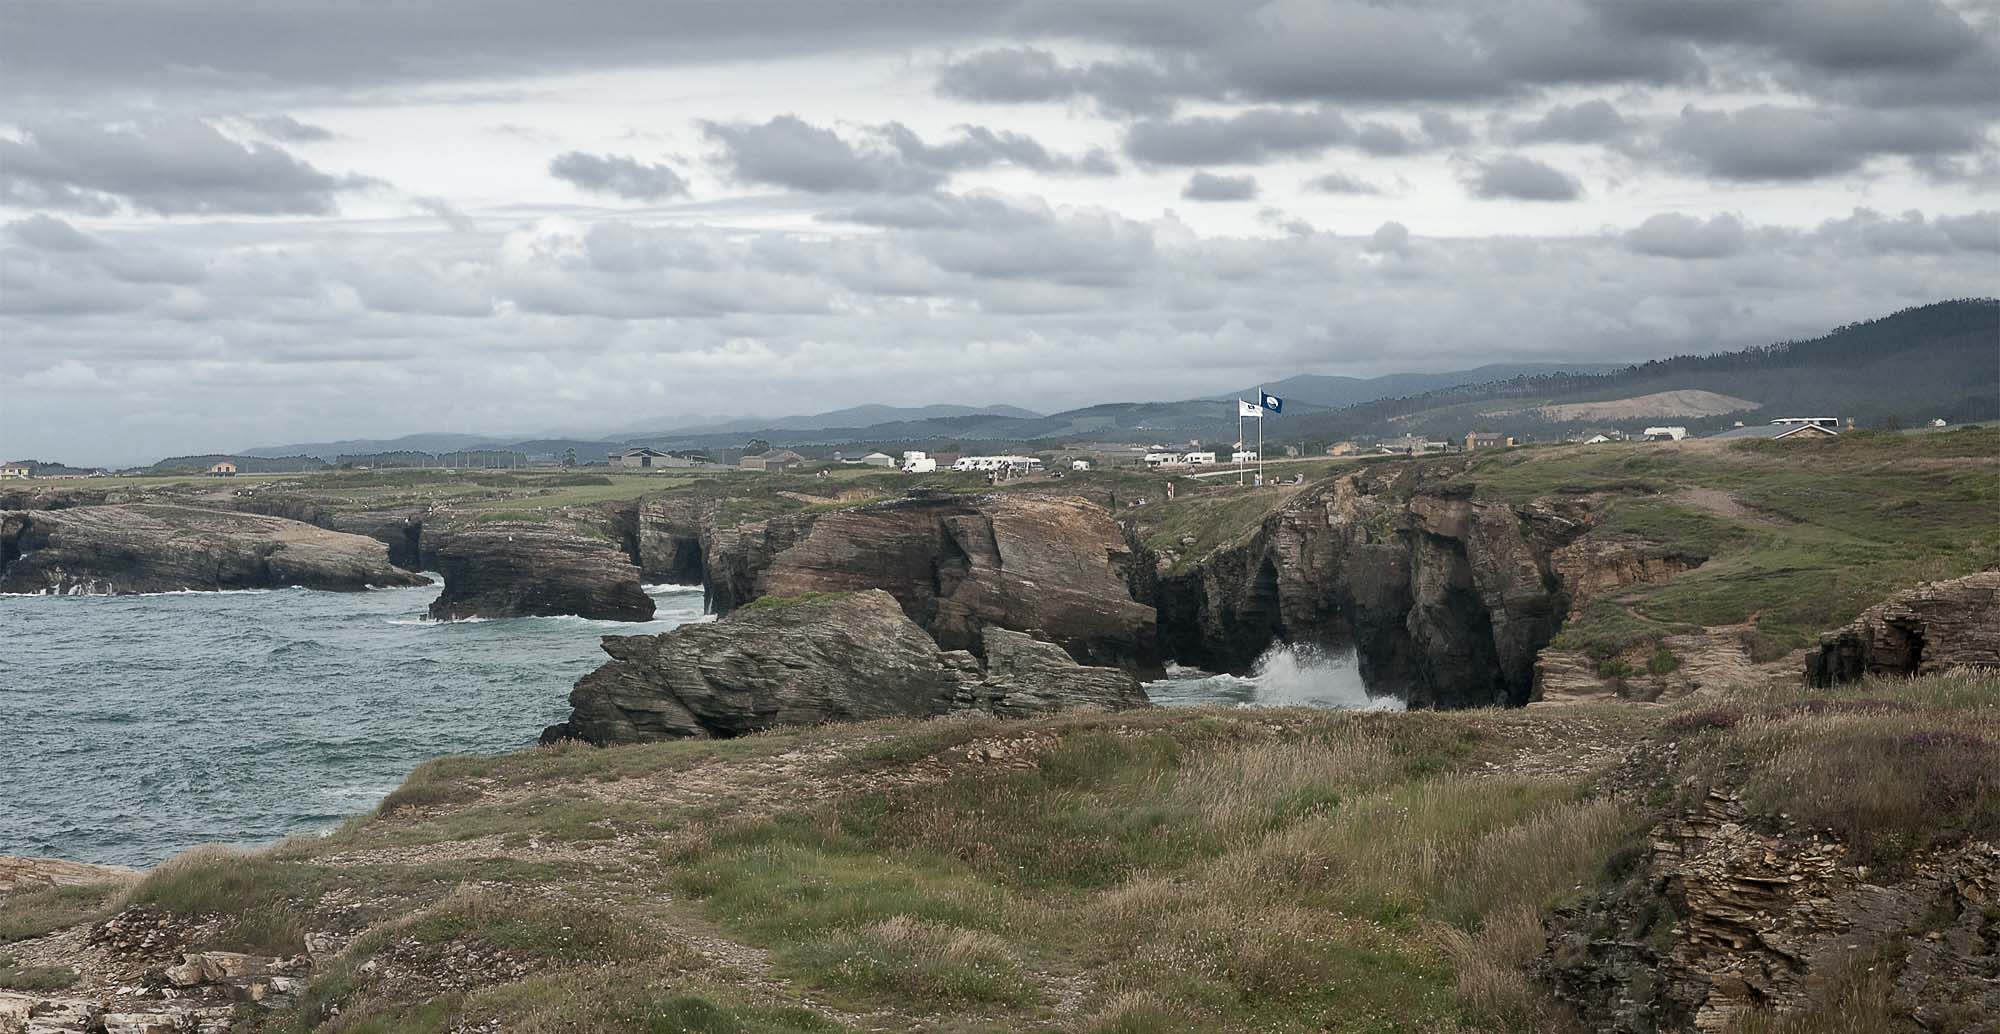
904,458 -> 937,473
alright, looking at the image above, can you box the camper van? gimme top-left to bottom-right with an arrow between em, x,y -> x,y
1144,452 -> 1183,467
903,457 -> 937,473
1184,452 -> 1217,466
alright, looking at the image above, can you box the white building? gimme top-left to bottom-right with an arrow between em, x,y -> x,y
0,463 -> 30,479
951,455 -> 1043,472
858,452 -> 897,467
1642,426 -> 1689,441
1070,459 -> 1091,471
1231,450 -> 1258,462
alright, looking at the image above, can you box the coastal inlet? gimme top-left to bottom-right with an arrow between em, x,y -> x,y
0,584 -> 1372,867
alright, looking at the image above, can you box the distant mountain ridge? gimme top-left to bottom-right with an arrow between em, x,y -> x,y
1227,363 -> 1626,409
223,303 -> 1995,465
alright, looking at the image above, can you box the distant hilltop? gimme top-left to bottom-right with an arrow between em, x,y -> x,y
200,299 -> 1996,470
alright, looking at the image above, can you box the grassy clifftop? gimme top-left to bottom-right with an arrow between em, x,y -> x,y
1461,428 -> 1999,661
7,671 -> 1995,1033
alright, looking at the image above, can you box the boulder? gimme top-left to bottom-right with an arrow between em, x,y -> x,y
545,589 -> 1147,745
706,494 -> 1158,670
1805,571 -> 2000,686
0,505 -> 427,595
426,523 -> 653,622
961,627 -> 1149,718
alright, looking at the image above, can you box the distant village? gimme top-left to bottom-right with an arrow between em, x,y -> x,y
1,415 -> 1958,483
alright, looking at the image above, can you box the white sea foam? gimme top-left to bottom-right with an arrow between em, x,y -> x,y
1147,641 -> 1403,711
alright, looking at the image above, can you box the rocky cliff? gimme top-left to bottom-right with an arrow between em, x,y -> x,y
1805,571 -> 2000,687
545,589 -> 1147,744
425,522 -> 654,622
704,494 -> 1158,670
1544,790 -> 2000,1033
1142,469 -> 1595,708
0,505 -> 427,595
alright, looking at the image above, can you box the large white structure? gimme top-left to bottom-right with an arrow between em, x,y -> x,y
1642,426 -> 1689,441
1143,452 -> 1183,467
1231,450 -> 1258,462
951,455 -> 1043,472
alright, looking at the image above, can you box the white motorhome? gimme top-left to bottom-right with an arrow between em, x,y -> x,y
1144,452 -> 1184,467
1184,451 -> 1217,466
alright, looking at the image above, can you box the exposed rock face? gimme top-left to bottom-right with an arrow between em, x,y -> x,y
1805,571 -> 2000,687
545,589 -> 1146,745
0,505 -> 427,595
1145,470 -> 1593,708
426,523 -> 653,622
0,856 -> 136,896
962,627 -> 1150,718
1543,791 -> 2000,1033
633,498 -> 712,584
705,494 -> 1158,670
226,497 -> 426,570
1550,536 -> 1704,605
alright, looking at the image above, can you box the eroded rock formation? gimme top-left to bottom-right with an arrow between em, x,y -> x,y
704,494 -> 1158,670
1543,791 -> 2000,1033
0,505 -> 427,595
1142,470 -> 1595,708
1805,571 -> 2000,686
425,523 -> 653,622
544,589 -> 1146,744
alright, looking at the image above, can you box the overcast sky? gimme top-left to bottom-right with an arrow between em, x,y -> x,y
3,0 -> 1997,465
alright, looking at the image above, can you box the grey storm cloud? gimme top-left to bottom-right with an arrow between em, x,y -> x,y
244,114 -> 335,142
1660,104 -> 1988,181
934,47 -> 1196,117
1125,107 -> 1427,166
704,116 -> 1110,194
0,118 -> 375,216
1306,172 -> 1384,195
1508,99 -> 1632,144
1623,212 -> 1747,259
1814,207 -> 2000,255
1181,172 -> 1259,201
548,151 -> 692,200
1467,155 -> 1583,201
411,196 -> 476,233
8,213 -> 100,252
1365,220 -> 1412,255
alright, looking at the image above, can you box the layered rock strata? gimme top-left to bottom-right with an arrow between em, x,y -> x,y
1805,571 -> 2000,686
704,494 -> 1158,669
543,589 -> 1147,744
425,523 -> 653,622
0,505 -> 426,595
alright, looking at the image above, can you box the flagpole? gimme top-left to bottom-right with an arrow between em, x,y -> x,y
1257,388 -> 1265,487
1237,407 -> 1244,486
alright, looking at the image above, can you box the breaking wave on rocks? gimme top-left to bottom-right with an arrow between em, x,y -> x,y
1146,641 -> 1405,712
0,583 -> 709,867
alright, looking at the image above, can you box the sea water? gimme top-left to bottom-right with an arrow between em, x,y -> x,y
0,582 -> 710,866
2,586 -> 1393,867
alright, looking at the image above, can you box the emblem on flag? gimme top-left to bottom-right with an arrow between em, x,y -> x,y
1260,392 -> 1283,414
1237,399 -> 1262,418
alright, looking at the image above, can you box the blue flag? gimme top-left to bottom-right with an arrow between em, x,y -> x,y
1260,392 -> 1283,414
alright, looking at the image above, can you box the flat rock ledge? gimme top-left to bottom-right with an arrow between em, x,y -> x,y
543,589 -> 1148,745
426,523 -> 654,622
1805,570 -> 2000,687
0,505 -> 426,595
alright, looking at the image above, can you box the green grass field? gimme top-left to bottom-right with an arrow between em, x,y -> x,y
9,672 -> 1994,1033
